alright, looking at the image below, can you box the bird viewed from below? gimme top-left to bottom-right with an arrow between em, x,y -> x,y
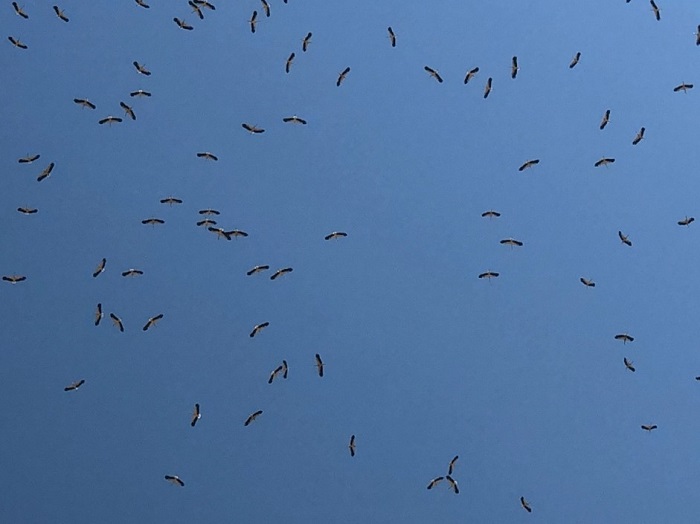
580,277 -> 595,287
193,0 -> 216,9
325,231 -> 347,240
94,303 -> 103,326
387,27 -> 396,47
285,52 -> 295,73
141,218 -> 165,226
446,476 -> 459,494
500,238 -> 523,247
3,275 -> 27,284
427,477 -> 444,490
447,455 -> 459,475
336,67 -> 351,87
641,424 -> 658,432
191,404 -> 201,427
518,159 -> 539,171
261,0 -> 270,17
595,157 -> 615,167
8,36 -> 28,49
464,67 -> 479,84
268,364 -> 284,384
121,269 -> 144,277
130,90 -> 151,97
98,116 -> 122,126
673,82 -> 693,93
696,25 -> 700,46
249,11 -> 257,33
615,333 -> 634,344
618,231 -> 632,246
110,313 -> 124,332
188,1 -> 204,19
11,2 -> 28,19
599,109 -> 611,130
478,271 -> 499,280
119,102 -> 136,120
18,153 -> 40,163
249,322 -> 270,338
17,207 -> 38,214
208,227 -> 231,240
348,435 -> 356,457
74,98 -> 96,109
164,475 -> 184,487
244,410 -> 263,426
174,18 -> 194,31
424,66 -> 443,83
484,77 -> 493,98
511,56 -> 519,79
135,0 -> 150,8
160,197 -> 183,206
315,354 -> 324,377
283,116 -> 307,125
246,265 -> 270,276
481,210 -> 501,218
520,497 -> 532,513
64,379 -> 85,392
632,127 -> 645,145
650,0 -> 660,21
569,52 -> 581,68
270,267 -> 293,280
678,216 -> 695,226
133,61 -> 151,76
142,314 -> 164,331
197,151 -> 218,161
36,162 -> 55,182
92,258 -> 106,278
302,32 -> 312,52
52,4 -> 68,21
242,123 -> 264,134
624,358 -> 636,372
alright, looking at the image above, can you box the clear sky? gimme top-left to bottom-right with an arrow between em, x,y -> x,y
2,1 -> 700,522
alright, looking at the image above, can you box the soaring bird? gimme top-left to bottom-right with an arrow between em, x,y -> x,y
250,322 -> 270,338
387,26 -> 396,47
160,197 -> 183,205
464,67 -> 479,84
580,277 -> 595,287
618,230 -> 632,246
594,157 -> 615,167
133,61 -> 151,76
650,0 -> 660,21
500,238 -> 524,247
349,435 -> 356,457
110,313 -> 124,332
448,455 -> 459,475
285,52 -> 295,73
518,159 -> 539,171
98,116 -> 122,125
511,56 -> 519,79
226,229 -> 248,238
615,333 -> 634,344
197,219 -> 216,227
74,98 -> 96,109
8,37 -> 28,49
95,303 -> 103,326
641,424 -> 658,432
174,18 -> 194,30
53,6 -> 69,22
64,379 -> 85,392
193,0 -> 216,9
624,358 -> 636,372
93,258 -> 107,278
130,89 -> 151,97
135,0 -> 150,7
261,0 -> 270,17
244,410 -> 263,426
520,497 -> 532,513
632,127 -> 645,145
325,231 -> 347,240
696,25 -> 700,46
424,66 -> 443,83
282,360 -> 288,379
249,11 -> 257,33
2,275 -> 26,284
121,269 -> 144,277
196,152 -> 218,161
164,475 -> 184,487
142,314 -> 164,331
37,162 -> 55,182
246,265 -> 270,276
337,67 -> 351,87
283,116 -> 307,125
191,403 -> 201,427
17,207 -> 38,214
678,216 -> 695,226
188,1 -> 204,19
427,477 -> 444,490
141,218 -> 165,226
478,271 -> 499,280
268,364 -> 284,384
302,32 -> 312,52
446,476 -> 459,494
242,123 -> 264,134
481,210 -> 501,218
674,82 -> 693,93
120,102 -> 136,120
569,52 -> 581,68
315,353 -> 324,377
18,154 -> 40,164
208,227 -> 231,240
270,267 -> 293,280
199,209 -> 220,216
12,2 -> 28,19
599,109 -> 611,130
484,77 -> 493,98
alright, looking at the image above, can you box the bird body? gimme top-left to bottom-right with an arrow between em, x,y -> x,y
511,56 -> 519,79
632,127 -> 645,145
569,52 -> 581,68
165,475 -> 184,486
580,277 -> 595,287
618,230 -> 632,246
270,267 -> 293,280
521,497 -> 532,513
615,333 -> 634,344
464,67 -> 479,84
325,231 -> 347,240
247,265 -> 270,276
484,77 -> 493,98
424,66 -> 443,83
518,159 -> 539,171
337,67 -> 351,87
191,403 -> 201,427
110,313 -> 124,332
315,353 -> 324,377
142,314 -> 163,331
600,109 -> 611,130
250,322 -> 270,338
349,435 -> 356,456
64,379 -> 85,391
244,410 -> 263,426
387,27 -> 396,47
624,358 -> 636,372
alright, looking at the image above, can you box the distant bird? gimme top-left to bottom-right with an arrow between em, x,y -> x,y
481,210 -> 501,218
94,303 -> 103,326
261,0 -> 270,17
74,98 -> 96,109
511,56 -> 519,79
673,82 -> 693,93
500,238 -> 523,247
199,209 -> 220,216
249,322 -> 270,338
133,61 -> 151,76
446,476 -> 459,494
135,0 -> 150,8
247,265 -> 270,276
195,151 -> 219,162
244,410 -> 263,426
93,258 -> 106,278
615,333 -> 634,344
285,52 -> 295,73
387,26 -> 396,47
618,230 -> 632,246
302,32 -> 312,52
599,109 -> 611,130
98,116 -> 122,126
650,0 -> 660,21
191,404 -> 201,427
594,157 -> 615,167
632,127 -> 645,145
64,379 -> 85,392
641,424 -> 658,432
479,271 -> 499,280
695,25 -> 700,46
427,477 -> 444,490
122,269 -> 144,277
226,229 -> 248,238
188,0 -> 204,19
624,357 -> 636,372
12,2 -> 28,19
346,435 -> 357,457
580,277 -> 595,287
142,314 -> 163,331
268,364 -> 284,384
518,159 -> 539,171
174,18 -> 194,30
283,116 -> 307,125
678,216 -> 695,226
120,101 -> 136,120
130,90 -> 151,97
141,218 -> 165,226
208,227 -> 231,240
8,37 -> 28,49
110,313 -> 124,332
424,66 -> 443,83
164,475 -> 184,487
53,6 -> 69,22
242,123 -> 264,134
315,353 -> 324,377
197,219 -> 216,227
448,455 -> 459,475
484,77 -> 493,98
193,0 -> 216,9
17,207 -> 38,214
2,275 -> 26,284
325,231 -> 347,240
18,154 -> 40,164
282,360 -> 288,379
37,162 -> 55,182
270,267 -> 293,280
520,497 -> 532,513
569,52 -> 581,68
249,11 -> 257,33
337,67 -> 351,87
160,197 -> 183,205
464,67 -> 479,84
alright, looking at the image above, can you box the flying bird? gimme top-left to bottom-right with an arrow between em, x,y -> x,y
641,424 -> 658,432
285,52 -> 295,73
196,152 -> 218,161
130,90 -> 151,97
188,1 -> 204,19
246,265 -> 270,276
95,303 -> 103,326
650,0 -> 660,20
500,238 -> 524,247
249,322 -> 270,338
511,56 -> 519,79
337,67 -> 351,87
142,314 -> 164,331
464,67 -> 479,84
424,66 -> 443,83
678,216 -> 695,226
479,271 -> 499,279
244,410 -> 263,426
484,77 -> 493,98
64,379 -> 85,392
197,219 -> 216,227
282,360 -> 288,379
481,210 -> 501,218
208,227 -> 231,240
270,267 -> 293,280
618,230 -> 632,246
520,497 -> 532,513
580,277 -> 595,287
518,159 -> 539,171
302,32 -> 312,52
160,197 -> 183,205
673,82 -> 693,93
242,123 -> 264,134
695,25 -> 700,46
120,101 -> 136,120
17,207 -> 38,214
226,229 -> 248,238
18,154 -> 40,164
387,26 -> 396,47
569,52 -> 581,68
141,218 -> 165,226
93,258 -> 106,278
615,333 -> 634,344
632,127 -> 645,145
325,231 -> 347,240
121,269 -> 144,277
624,357 -> 636,372
133,61 -> 151,76
12,2 -> 28,19
268,364 -> 284,384
193,0 -> 216,9
135,0 -> 150,7
98,116 -> 122,125
448,455 -> 459,475
199,209 -> 220,216
283,116 -> 307,125
261,0 -> 270,17
191,404 -> 201,427
349,435 -> 356,457
2,275 -> 26,284
249,11 -> 257,33
8,37 -> 28,49
53,6 -> 69,22
174,18 -> 194,30
74,98 -> 96,109
110,313 -> 124,332
164,475 -> 184,487
427,477 -> 444,490
599,109 -> 611,130
446,476 -> 459,494
594,157 -> 615,167
315,353 -> 324,377
37,162 -> 55,182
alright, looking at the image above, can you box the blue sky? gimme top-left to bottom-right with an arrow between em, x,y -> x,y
2,1 -> 700,522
